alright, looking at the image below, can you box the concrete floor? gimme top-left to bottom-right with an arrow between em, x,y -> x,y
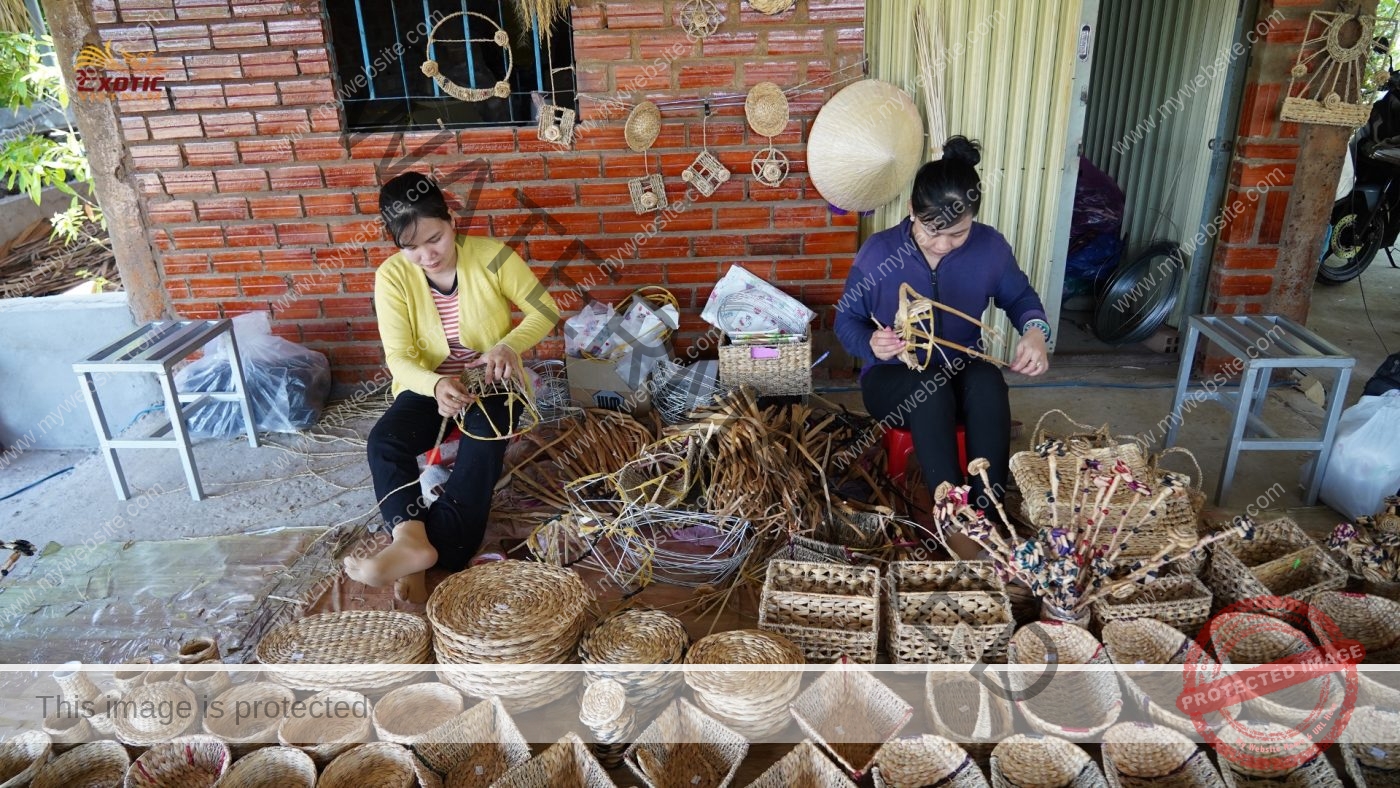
0,263 -> 1396,554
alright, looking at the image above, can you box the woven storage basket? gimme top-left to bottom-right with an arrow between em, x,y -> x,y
747,740 -> 858,788
123,735 -> 229,788
717,333 -> 811,396
0,730 -> 50,788
1215,722 -> 1343,787
413,696 -> 530,782
215,746 -> 316,788
111,682 -> 199,747
624,698 -> 748,788
182,668 -> 231,708
1100,618 -> 1206,737
1208,611 -> 1347,728
783,535 -> 853,564
819,501 -> 894,551
1092,575 -> 1212,638
790,665 -> 913,777
88,689 -> 122,737
1205,517 -> 1346,608
256,610 -> 431,692
887,562 -> 1014,664
113,666 -> 151,694
683,629 -> 804,739
427,560 -> 591,712
1008,622 -> 1122,741
1102,723 -> 1224,788
580,608 -> 690,717
32,740 -> 130,788
371,682 -> 464,745
925,667 -> 1016,765
871,735 -> 988,788
41,712 -> 92,752
990,734 -> 1108,788
201,682 -> 295,758
490,732 -> 616,788
177,637 -> 220,665
275,688 -> 371,768
1341,706 -> 1400,788
758,560 -> 880,664
320,742 -> 441,788
1308,591 -> 1400,708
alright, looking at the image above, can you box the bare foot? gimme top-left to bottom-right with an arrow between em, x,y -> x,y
394,572 -> 428,604
342,521 -> 438,589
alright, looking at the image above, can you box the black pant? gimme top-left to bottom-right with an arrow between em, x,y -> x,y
367,390 -> 514,572
861,359 -> 1010,512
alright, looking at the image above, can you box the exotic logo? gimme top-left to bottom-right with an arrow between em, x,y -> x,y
73,42 -> 164,99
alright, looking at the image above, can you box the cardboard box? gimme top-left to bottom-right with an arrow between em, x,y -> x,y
565,355 -> 653,415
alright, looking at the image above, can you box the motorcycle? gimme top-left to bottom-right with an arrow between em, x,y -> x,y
1319,57 -> 1400,284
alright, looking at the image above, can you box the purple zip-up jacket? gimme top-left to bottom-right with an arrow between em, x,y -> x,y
834,218 -> 1047,375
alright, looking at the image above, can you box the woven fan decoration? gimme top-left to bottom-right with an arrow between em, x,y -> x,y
679,0 -> 724,39
626,101 -> 668,213
681,105 -> 730,197
746,81 -> 790,187
1281,6 -> 1397,127
421,12 -> 513,102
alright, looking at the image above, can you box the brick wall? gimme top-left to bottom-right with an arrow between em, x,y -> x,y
1208,0 -> 1362,320
97,0 -> 865,385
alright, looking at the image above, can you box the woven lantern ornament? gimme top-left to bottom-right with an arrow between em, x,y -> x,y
746,81 -> 791,188
682,104 -> 731,198
807,79 -> 925,212
421,12 -> 512,102
625,101 -> 668,214
538,66 -> 577,145
679,0 -> 724,39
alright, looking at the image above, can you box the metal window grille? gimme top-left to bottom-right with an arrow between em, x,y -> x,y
327,0 -> 576,132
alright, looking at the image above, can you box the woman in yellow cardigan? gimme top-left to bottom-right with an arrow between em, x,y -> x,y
344,172 -> 558,601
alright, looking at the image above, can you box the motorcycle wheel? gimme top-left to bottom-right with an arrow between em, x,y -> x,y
1317,203 -> 1384,284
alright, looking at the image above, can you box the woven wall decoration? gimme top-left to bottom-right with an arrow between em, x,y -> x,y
626,101 -> 667,213
629,174 -> 669,213
1281,7 -> 1397,127
748,0 -> 795,15
745,81 -> 790,188
422,12 -> 513,102
538,102 -> 576,144
682,107 -> 731,197
679,0 -> 724,39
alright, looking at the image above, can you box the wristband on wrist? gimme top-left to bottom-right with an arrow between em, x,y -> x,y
1022,318 -> 1052,343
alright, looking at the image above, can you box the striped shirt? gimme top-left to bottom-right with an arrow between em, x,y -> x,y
430,281 -> 479,376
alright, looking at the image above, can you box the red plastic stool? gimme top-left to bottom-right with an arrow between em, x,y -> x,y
424,424 -> 463,466
883,424 -> 967,487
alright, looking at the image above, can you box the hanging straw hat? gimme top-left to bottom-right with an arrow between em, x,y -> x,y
625,101 -> 662,153
746,82 -> 789,138
807,79 -> 925,213
749,0 -> 795,14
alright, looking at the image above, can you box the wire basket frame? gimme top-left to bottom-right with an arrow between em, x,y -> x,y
455,365 -> 541,441
528,359 -> 583,425
651,359 -> 732,425
589,506 -> 758,591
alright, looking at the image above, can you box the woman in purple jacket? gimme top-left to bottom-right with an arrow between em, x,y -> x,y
835,137 -> 1050,536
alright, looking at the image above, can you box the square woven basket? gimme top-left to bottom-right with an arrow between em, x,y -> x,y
1205,516 -> 1347,609
624,699 -> 748,788
758,560 -> 880,664
885,562 -> 1014,664
1090,573 -> 1213,638
718,334 -> 812,396
790,666 -> 913,778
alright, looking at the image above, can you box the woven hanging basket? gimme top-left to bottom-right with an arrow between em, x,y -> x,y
256,610 -> 432,692
623,698 -> 748,788
807,79 -> 924,212
0,730 -> 51,788
1101,723 -> 1225,788
216,746 -> 316,788
124,735 -> 230,788
31,741 -> 129,788
745,82 -> 789,138
871,735 -> 987,788
625,101 -> 662,153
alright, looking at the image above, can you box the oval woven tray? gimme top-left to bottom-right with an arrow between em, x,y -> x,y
256,610 -> 431,691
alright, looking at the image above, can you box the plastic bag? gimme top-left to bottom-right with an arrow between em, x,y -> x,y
701,264 -> 816,334
175,311 -> 332,437
1308,390 -> 1400,520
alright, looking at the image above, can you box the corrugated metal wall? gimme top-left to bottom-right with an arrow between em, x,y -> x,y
867,0 -> 1085,361
1082,0 -> 1237,316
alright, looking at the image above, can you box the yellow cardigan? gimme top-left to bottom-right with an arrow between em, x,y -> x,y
374,234 -> 559,399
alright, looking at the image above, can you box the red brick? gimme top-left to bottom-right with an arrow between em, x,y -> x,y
747,233 -> 802,256
322,298 -> 374,318
303,192 -> 356,216
164,280 -> 191,300
249,194 -> 303,218
195,196 -> 248,221
1236,142 -> 1300,160
604,1 -> 665,28
269,165 -> 324,190
277,222 -> 330,245
202,111 -> 256,137
322,164 -> 377,189
677,61 -> 737,89
1217,274 -> 1274,296
1219,245 -> 1278,270
131,144 -> 184,170
574,31 -> 633,60
318,247 -> 368,268
241,51 -> 297,78
349,134 -> 402,160
520,184 -> 579,208
214,167 -> 270,192
240,274 -> 289,296
458,128 -> 516,154
693,235 -> 746,258
1258,190 -> 1291,246
270,299 -> 320,319
120,115 -> 150,142
807,0 -> 863,23
279,78 -> 335,105
546,154 -> 602,180
1221,189 -> 1261,244
717,206 -> 773,230
329,220 -> 381,245
1263,18 -> 1307,43
749,184 -> 805,202
170,84 -> 226,111
774,205 -> 830,229
183,140 -> 237,166
147,198 -> 194,224
614,64 -> 671,91
664,261 -> 720,284
309,104 -> 340,133
639,31 -> 697,60
266,18 -> 325,46
162,251 -> 210,275
146,114 -> 204,140
224,223 -> 276,247
224,81 -> 280,108
156,24 -> 211,51
701,31 -> 759,57
343,272 -> 375,293
741,60 -> 802,87
293,137 -> 347,161
162,169 -> 215,194
804,231 -> 857,255
295,48 -> 329,75
835,27 -> 863,51
636,236 -> 690,259
765,29 -> 826,55
1240,162 -> 1294,187
210,20 -> 267,48
237,138 -> 292,163
775,258 -> 829,280
186,276 -> 239,301
289,273 -> 342,295
262,248 -> 316,271
210,252 -> 264,272
490,155 -> 547,182
254,108 -> 311,135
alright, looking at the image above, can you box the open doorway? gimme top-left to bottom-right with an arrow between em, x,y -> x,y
1059,0 -> 1259,356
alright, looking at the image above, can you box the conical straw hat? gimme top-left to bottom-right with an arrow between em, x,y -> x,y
807,79 -> 924,212
625,101 -> 662,153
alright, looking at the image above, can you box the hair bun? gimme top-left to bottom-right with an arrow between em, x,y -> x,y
941,135 -> 981,168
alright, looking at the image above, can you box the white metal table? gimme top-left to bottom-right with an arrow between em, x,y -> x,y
73,319 -> 260,501
1163,314 -> 1353,506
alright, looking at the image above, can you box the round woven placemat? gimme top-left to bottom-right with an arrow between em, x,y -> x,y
745,82 -> 789,138
256,610 -> 431,691
748,0 -> 795,14
428,560 -> 590,663
625,101 -> 662,153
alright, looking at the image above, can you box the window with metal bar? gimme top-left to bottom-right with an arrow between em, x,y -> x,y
327,0 -> 575,132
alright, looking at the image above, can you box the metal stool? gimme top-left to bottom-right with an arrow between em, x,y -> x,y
1163,314 -> 1354,505
74,319 -> 260,501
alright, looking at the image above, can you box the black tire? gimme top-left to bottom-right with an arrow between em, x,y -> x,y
1317,201 -> 1384,284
